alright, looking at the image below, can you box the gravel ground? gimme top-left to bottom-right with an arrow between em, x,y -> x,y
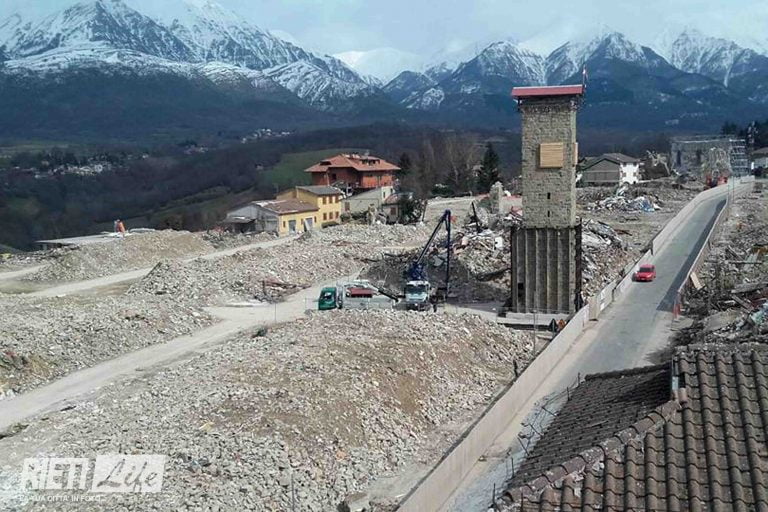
24,231 -> 217,283
0,251 -> 49,272
0,311 -> 531,511
200,230 -> 277,249
0,294 -> 211,395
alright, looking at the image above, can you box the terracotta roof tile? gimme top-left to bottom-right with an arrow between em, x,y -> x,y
499,344 -> 768,512
304,153 -> 400,174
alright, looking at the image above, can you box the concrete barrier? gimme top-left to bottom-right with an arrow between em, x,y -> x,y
672,177 -> 755,317
589,280 -> 617,320
396,176 -> 756,512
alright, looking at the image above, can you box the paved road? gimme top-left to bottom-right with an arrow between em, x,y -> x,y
25,235 -> 297,298
0,272 -> 358,432
443,186 -> 740,511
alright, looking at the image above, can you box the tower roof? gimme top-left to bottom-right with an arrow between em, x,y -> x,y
511,84 -> 584,99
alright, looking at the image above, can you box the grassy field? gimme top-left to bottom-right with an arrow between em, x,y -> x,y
0,141 -> 76,156
260,148 -> 364,192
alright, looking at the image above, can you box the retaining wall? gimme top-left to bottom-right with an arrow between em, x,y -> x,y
396,177 -> 754,512
397,304 -> 590,512
673,177 -> 755,316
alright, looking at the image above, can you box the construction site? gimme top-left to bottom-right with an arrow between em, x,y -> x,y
0,86 -> 765,512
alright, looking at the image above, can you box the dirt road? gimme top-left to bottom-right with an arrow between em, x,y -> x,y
0,272 -> 358,432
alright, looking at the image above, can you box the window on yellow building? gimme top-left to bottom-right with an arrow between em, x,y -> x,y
335,211 -> 339,219
323,212 -> 327,221
322,197 -> 327,205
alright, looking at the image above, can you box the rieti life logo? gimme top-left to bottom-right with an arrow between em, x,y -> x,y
21,455 -> 165,494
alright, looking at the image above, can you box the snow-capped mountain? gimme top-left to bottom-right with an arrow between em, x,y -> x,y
545,30 -> 656,84
655,28 -> 768,104
387,29 -> 756,130
166,0 -> 317,70
400,40 -> 545,112
2,0 -> 192,60
253,59 -> 374,109
2,2 -> 768,138
446,41 -> 545,93
383,70 -> 436,103
0,0 -> 372,110
423,40 -> 490,82
335,47 -> 424,83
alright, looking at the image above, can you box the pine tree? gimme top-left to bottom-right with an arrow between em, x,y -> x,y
396,152 -> 412,178
477,143 -> 501,192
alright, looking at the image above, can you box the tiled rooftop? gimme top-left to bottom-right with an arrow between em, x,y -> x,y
304,153 -> 400,174
499,344 -> 768,512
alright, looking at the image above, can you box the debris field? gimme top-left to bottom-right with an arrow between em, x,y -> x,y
675,185 -> 768,347
0,311 -> 532,511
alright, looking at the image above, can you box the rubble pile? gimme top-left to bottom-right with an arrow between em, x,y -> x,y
201,230 -> 276,249
0,311 -> 532,511
677,190 -> 768,347
0,295 -> 211,394
130,224 -> 431,304
365,218 -> 631,302
25,230 -> 216,282
362,228 -> 509,303
580,180 -> 699,213
581,220 -> 630,297
308,223 -> 431,247
0,251 -> 50,271
582,185 -> 661,213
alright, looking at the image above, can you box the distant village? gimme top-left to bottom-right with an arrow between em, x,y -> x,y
221,133 -> 767,236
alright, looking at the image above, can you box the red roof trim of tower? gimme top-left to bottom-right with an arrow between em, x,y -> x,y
511,85 -> 584,98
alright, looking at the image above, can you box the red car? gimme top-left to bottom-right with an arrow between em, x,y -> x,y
634,264 -> 657,282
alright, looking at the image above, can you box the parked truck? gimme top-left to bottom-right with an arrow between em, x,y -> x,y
317,281 -> 395,311
404,280 -> 433,311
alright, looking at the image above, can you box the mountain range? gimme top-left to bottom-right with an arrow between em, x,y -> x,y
1,0 -> 768,140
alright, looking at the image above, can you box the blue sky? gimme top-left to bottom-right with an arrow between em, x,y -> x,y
2,0 -> 767,56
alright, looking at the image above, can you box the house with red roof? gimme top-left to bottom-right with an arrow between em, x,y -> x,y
304,153 -> 399,192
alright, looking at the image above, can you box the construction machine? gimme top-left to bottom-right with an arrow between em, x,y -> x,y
404,210 -> 452,310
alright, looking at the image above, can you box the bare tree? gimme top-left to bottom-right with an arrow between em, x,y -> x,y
442,133 -> 482,194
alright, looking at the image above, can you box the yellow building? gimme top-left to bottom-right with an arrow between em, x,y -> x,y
223,199 -> 318,235
277,185 -> 343,227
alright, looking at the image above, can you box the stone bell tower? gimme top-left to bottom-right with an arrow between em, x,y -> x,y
507,85 -> 584,315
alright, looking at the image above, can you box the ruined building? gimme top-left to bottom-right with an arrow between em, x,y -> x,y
507,85 -> 584,314
670,135 -> 748,177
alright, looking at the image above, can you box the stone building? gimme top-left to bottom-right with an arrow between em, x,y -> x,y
507,85 -> 584,315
